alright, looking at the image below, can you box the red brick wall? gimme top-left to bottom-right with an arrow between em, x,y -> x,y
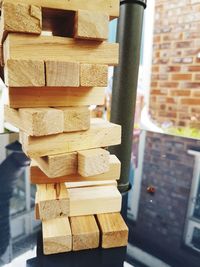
150,0 -> 200,128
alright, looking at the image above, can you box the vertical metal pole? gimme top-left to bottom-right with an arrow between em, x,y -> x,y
110,0 -> 147,192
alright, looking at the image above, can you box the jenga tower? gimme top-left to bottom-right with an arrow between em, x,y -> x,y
2,0 -> 129,255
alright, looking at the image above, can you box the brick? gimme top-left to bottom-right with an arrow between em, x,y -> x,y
170,90 -> 191,96
187,66 -> 200,72
167,66 -> 181,72
175,41 -> 192,48
181,98 -> 200,105
194,74 -> 200,80
171,74 -> 192,80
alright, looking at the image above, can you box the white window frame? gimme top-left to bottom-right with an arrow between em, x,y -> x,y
185,150 -> 200,252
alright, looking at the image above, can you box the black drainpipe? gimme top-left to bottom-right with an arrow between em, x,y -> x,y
109,0 -> 147,193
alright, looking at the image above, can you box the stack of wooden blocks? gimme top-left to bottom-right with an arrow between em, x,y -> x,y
1,0 -> 129,255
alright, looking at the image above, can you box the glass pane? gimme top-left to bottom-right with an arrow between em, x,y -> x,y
193,174 -> 200,220
10,171 -> 26,216
191,227 -> 200,251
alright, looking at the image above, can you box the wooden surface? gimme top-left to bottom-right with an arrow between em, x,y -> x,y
20,119 -> 121,157
75,10 -> 109,40
8,86 -> 105,108
70,215 -> 99,251
4,59 -> 45,87
3,34 -> 119,66
0,2 -> 41,42
31,155 -> 121,184
42,217 -> 72,255
59,106 -> 90,132
96,213 -> 129,248
66,180 -> 117,189
0,0 -> 120,18
80,64 -> 108,87
37,183 -> 70,220
4,105 -> 64,136
34,152 -> 78,178
78,148 -> 110,177
69,185 -> 122,216
45,61 -> 79,87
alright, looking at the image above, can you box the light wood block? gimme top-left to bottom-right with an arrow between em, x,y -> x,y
3,34 -> 119,66
4,105 -> 64,136
0,0 -> 120,18
4,59 -> 45,87
37,183 -> 69,220
80,64 -> 108,87
75,10 -> 109,41
31,155 -> 121,184
78,148 -> 110,177
58,106 -> 90,132
34,152 -> 78,178
69,185 -> 121,217
42,217 -> 72,255
66,180 -> 117,189
8,86 -> 105,108
96,213 -> 129,248
70,215 -> 99,251
0,2 -> 41,43
45,61 -> 79,87
20,119 -> 121,157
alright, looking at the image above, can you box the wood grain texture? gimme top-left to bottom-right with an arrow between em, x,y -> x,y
42,217 -> 72,255
70,215 -> 99,251
45,61 -> 79,87
0,0 -> 120,18
66,180 -> 117,189
78,148 -> 110,177
20,119 -> 121,157
58,106 -> 90,132
69,185 -> 122,216
3,34 -> 119,66
4,59 -> 45,87
75,10 -> 109,40
0,2 -> 41,42
37,183 -> 69,220
34,152 -> 78,178
31,155 -> 121,184
8,86 -> 105,108
96,213 -> 129,248
4,105 -> 64,136
80,64 -> 108,87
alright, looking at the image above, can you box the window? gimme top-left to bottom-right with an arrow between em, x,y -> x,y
185,151 -> 200,252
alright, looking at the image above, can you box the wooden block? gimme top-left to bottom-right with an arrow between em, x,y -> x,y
78,148 -> 110,177
96,213 -> 129,248
20,119 -> 121,157
4,105 -> 64,136
58,106 -> 90,132
31,155 -> 121,184
45,61 -> 79,87
3,34 -> 119,66
69,185 -> 122,216
70,215 -> 99,251
37,183 -> 69,220
0,0 -> 120,18
75,10 -> 109,41
0,2 -> 41,43
4,59 -> 45,87
42,217 -> 72,255
66,180 -> 117,189
80,64 -> 108,87
34,152 -> 78,178
8,86 -> 105,108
